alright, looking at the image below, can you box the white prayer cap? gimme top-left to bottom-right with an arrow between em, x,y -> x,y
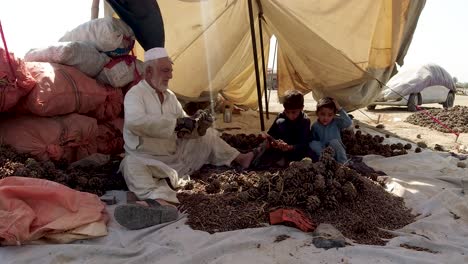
144,47 -> 168,61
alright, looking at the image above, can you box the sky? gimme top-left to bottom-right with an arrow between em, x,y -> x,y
1,0 -> 467,82
402,0 -> 468,82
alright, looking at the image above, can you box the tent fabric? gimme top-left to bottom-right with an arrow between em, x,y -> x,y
105,0 -> 426,109
0,146 -> 467,262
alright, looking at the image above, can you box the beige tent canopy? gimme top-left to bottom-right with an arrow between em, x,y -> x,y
104,0 -> 425,111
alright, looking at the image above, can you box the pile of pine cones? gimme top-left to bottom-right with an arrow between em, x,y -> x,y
237,147 -> 365,210
406,106 -> 468,133
0,145 -> 126,196
342,130 -> 410,157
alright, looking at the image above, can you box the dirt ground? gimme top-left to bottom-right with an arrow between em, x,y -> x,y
214,93 -> 468,154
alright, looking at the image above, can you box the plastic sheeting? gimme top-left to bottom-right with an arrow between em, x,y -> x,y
105,0 -> 426,109
382,64 -> 456,100
0,147 -> 467,262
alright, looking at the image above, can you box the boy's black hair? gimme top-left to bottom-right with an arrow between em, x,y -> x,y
316,97 -> 337,113
283,90 -> 304,110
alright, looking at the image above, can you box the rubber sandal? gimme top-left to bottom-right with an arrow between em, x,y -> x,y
114,199 -> 178,230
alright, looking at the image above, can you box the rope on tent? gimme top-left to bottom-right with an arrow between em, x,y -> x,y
0,20 -> 17,81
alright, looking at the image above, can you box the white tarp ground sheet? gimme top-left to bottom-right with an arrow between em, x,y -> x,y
1,141 -> 467,263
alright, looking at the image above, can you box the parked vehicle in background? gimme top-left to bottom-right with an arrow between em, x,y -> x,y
367,64 -> 456,111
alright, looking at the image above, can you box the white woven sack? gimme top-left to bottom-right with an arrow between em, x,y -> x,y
59,17 -> 134,53
24,42 -> 110,77
97,58 -> 143,88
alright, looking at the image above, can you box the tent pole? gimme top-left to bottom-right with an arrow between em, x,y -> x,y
248,0 -> 265,131
91,0 -> 100,19
258,14 -> 269,120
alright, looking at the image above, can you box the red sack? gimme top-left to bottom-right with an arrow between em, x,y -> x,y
18,62 -> 121,120
0,177 -> 107,246
91,86 -> 123,121
97,118 -> 124,155
0,49 -> 36,112
0,114 -> 98,162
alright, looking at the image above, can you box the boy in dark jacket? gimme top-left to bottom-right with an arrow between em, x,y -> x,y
264,90 -> 311,166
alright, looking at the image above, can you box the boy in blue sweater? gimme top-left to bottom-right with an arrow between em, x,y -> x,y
309,97 -> 352,164
264,90 -> 311,166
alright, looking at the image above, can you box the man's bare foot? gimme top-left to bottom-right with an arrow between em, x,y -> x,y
135,199 -> 178,209
234,152 -> 254,169
155,199 -> 178,209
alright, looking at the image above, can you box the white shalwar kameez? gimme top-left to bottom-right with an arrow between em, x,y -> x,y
121,80 -> 239,203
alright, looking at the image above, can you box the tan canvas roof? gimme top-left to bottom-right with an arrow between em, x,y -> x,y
107,0 -> 425,110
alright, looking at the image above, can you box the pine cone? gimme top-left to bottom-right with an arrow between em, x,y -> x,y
342,182 -> 357,200
290,189 -> 308,202
205,179 -> 221,194
223,181 -> 239,192
313,174 -> 326,192
321,195 -> 338,209
257,177 -> 270,193
247,188 -> 261,199
184,181 -> 195,190
267,191 -> 281,204
275,178 -> 284,192
351,175 -> 365,191
282,193 -> 297,206
303,183 -> 314,194
237,191 -> 250,201
320,147 -> 336,168
88,177 -> 104,190
328,180 -> 342,200
306,195 -> 321,210
288,175 -> 304,189
313,162 -> 327,175
334,166 -> 347,183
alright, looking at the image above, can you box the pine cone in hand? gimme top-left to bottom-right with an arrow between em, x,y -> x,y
195,110 -> 214,136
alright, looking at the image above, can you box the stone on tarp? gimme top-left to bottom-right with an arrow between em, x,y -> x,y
312,223 -> 346,249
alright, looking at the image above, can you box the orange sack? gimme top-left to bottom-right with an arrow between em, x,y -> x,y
0,49 -> 36,112
18,62 -> 122,120
0,177 -> 107,246
0,114 -> 98,162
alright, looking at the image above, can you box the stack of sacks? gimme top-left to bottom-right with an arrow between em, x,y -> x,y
59,17 -> 144,88
0,17 -> 139,162
97,118 -> 124,155
0,49 -> 36,112
17,62 -> 123,121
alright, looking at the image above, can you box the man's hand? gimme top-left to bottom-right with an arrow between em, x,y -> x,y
175,117 -> 197,138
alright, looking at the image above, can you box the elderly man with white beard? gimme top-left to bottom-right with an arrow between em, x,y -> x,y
114,47 -> 264,230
